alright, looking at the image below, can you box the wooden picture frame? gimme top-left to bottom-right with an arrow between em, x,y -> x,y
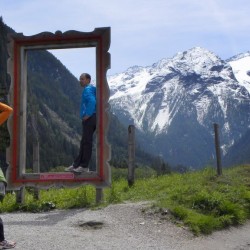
6,28 -> 111,189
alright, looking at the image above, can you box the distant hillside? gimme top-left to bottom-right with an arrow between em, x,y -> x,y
26,49 -> 82,170
223,128 -> 250,167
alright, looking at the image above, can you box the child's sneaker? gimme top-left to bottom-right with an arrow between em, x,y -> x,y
64,165 -> 75,172
0,240 -> 16,249
72,166 -> 89,173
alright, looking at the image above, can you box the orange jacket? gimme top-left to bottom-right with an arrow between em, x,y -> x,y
0,102 -> 13,126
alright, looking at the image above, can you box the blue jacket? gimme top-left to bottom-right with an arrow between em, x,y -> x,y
80,85 -> 96,118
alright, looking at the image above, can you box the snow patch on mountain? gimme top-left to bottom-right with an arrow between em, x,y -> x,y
228,52 -> 250,93
193,95 -> 211,124
172,47 -> 222,75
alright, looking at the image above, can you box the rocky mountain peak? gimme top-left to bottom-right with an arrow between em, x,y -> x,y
108,47 -> 250,168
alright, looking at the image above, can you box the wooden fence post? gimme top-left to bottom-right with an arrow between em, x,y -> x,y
16,187 -> 25,204
33,140 -> 40,200
214,123 -> 222,176
96,187 -> 103,204
32,114 -> 40,199
128,125 -> 135,187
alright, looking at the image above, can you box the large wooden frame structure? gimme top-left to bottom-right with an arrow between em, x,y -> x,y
6,28 -> 111,190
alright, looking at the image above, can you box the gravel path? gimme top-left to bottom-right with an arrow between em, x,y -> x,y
1,202 -> 250,250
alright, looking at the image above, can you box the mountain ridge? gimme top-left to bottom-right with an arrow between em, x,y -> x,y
108,47 -> 250,168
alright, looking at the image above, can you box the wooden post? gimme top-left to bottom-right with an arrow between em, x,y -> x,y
33,140 -> 40,200
16,187 -> 25,204
128,125 -> 135,187
33,141 -> 40,173
214,123 -> 222,176
96,187 -> 103,204
32,114 -> 40,199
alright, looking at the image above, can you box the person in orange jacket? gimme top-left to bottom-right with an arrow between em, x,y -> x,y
0,102 -> 16,249
0,102 -> 13,126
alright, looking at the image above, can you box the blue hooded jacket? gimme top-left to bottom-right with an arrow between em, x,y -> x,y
80,85 -> 96,118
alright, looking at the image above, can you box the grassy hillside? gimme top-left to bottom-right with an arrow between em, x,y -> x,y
0,164 -> 249,235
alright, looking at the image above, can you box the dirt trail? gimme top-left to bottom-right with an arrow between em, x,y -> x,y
1,202 -> 250,250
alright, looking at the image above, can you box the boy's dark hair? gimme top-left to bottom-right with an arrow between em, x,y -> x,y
84,73 -> 91,81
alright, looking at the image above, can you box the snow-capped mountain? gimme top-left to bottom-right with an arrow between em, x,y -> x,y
108,47 -> 250,168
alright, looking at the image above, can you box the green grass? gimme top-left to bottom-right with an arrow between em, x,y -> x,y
0,165 -> 249,235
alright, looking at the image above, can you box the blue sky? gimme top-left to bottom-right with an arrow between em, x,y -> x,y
1,0 -> 249,79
